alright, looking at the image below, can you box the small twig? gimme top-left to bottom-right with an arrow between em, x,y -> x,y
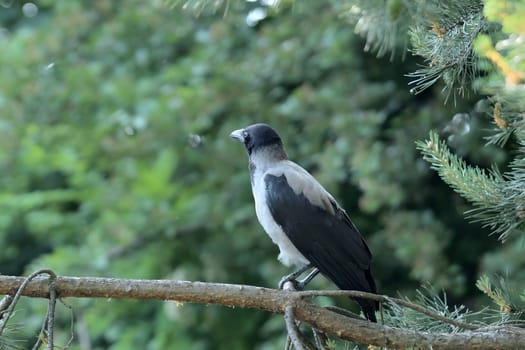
31,316 -> 46,350
284,306 -> 305,350
46,278 -> 57,350
0,295 -> 13,321
325,305 -> 361,319
379,301 -> 384,326
282,282 -> 317,350
295,290 -> 478,331
30,271 -> 58,350
312,328 -> 329,350
284,305 -> 318,350
0,269 -> 57,336
59,299 -> 75,349
284,335 -> 292,350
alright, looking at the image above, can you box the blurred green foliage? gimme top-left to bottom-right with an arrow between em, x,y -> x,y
0,0 -> 514,349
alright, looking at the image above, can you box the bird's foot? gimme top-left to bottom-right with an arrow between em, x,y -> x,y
278,265 -> 319,290
295,268 -> 320,290
278,265 -> 310,290
279,274 -> 299,290
291,279 -> 308,291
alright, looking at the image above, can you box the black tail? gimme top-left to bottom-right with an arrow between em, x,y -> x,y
358,268 -> 379,322
356,297 -> 378,322
321,266 -> 379,322
355,269 -> 379,322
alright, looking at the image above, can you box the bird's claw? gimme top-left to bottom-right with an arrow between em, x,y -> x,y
278,277 -> 304,290
279,276 -> 298,290
278,276 -> 293,290
279,264 -> 319,290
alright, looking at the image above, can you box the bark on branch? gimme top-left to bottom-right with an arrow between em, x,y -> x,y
0,275 -> 524,349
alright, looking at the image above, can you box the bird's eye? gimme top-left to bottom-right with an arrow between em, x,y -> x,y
242,131 -> 249,140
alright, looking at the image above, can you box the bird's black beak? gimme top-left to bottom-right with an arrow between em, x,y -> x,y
229,128 -> 245,142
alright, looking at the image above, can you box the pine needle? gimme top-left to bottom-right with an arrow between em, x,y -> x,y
416,131 -> 525,240
416,131 -> 504,207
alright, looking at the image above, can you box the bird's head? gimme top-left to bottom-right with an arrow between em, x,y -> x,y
230,123 -> 285,157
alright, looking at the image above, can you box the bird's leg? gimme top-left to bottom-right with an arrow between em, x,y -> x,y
294,268 -> 320,290
279,263 -> 316,290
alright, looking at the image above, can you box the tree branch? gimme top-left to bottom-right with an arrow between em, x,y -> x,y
284,305 -> 307,350
1,275 -> 524,349
295,290 -> 478,331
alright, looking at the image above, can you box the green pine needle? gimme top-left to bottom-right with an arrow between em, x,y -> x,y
407,1 -> 487,100
416,131 -> 504,206
416,131 -> 525,240
0,324 -> 25,350
383,284 -> 496,332
476,275 -> 513,313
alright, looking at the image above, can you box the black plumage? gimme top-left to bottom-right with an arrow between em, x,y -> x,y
230,123 -> 378,322
265,174 -> 377,321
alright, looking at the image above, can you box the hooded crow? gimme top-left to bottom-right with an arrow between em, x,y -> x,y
230,123 -> 378,322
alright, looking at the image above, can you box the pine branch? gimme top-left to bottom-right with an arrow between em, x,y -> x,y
407,1 -> 487,100
416,131 -> 504,206
1,274 -> 525,349
417,131 -> 525,240
476,275 -> 513,314
340,0 -> 409,58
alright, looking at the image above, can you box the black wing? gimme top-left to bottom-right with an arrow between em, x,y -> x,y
265,173 -> 378,321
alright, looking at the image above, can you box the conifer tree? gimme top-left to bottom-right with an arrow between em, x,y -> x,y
346,0 -> 525,315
